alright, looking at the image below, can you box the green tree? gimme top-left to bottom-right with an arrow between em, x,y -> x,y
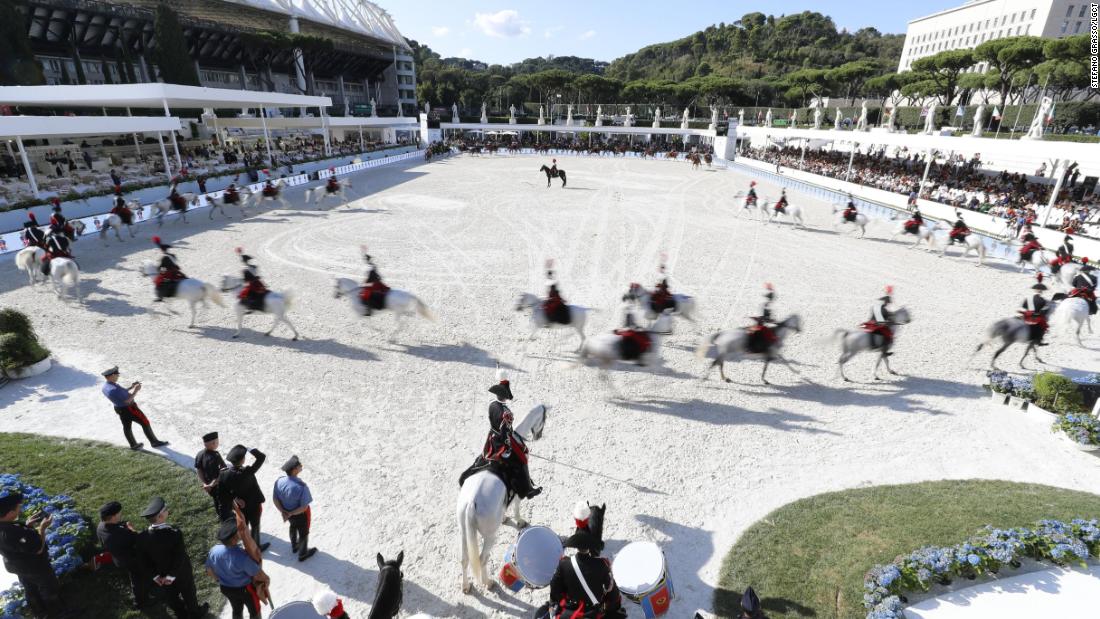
911,49 -> 974,105
785,68 -> 828,107
958,72 -> 998,104
0,0 -> 43,85
826,60 -> 879,104
972,36 -> 1045,105
152,3 -> 200,86
1035,35 -> 1094,101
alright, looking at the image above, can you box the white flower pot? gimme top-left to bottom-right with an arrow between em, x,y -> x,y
1008,396 -> 1029,410
2,357 -> 51,379
1028,403 -> 1059,423
990,391 -> 1009,405
1058,431 -> 1100,452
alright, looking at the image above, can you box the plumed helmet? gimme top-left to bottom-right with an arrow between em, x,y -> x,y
152,236 -> 171,252
312,589 -> 340,616
488,367 -> 513,401
879,285 -> 894,302
764,282 -> 775,301
1032,273 -> 1047,291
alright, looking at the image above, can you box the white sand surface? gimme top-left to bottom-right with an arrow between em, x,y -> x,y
1,154 -> 1099,618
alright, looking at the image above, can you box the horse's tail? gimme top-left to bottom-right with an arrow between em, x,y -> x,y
415,297 -> 436,321
282,290 -> 294,311
15,249 -> 38,271
830,328 -> 849,349
460,497 -> 483,584
695,332 -> 719,359
99,220 -> 109,239
204,283 -> 225,307
61,263 -> 79,286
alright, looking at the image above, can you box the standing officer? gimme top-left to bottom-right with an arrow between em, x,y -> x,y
216,445 -> 268,551
537,530 -> 626,619
135,497 -> 208,619
272,455 -> 316,562
205,520 -> 262,619
96,501 -> 149,610
101,367 -> 168,450
0,492 -> 71,617
194,432 -> 226,516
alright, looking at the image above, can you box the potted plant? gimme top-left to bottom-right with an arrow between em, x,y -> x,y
986,371 -> 1011,405
0,309 -> 51,379
1052,414 -> 1100,452
1033,372 -> 1085,419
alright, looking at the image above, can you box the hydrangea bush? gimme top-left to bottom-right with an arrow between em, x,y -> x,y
986,371 -> 1034,399
863,518 -> 1100,619
0,474 -> 91,618
1053,414 -> 1100,446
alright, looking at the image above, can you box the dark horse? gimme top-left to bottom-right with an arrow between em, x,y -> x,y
368,551 -> 404,619
540,165 -> 567,188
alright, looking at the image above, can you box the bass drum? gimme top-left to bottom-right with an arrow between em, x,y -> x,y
269,601 -> 324,618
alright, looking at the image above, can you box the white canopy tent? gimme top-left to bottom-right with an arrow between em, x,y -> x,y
211,115 -> 418,152
0,115 -> 183,198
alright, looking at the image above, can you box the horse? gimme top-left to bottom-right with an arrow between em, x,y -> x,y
333,277 -> 436,342
689,153 -> 701,170
514,292 -> 588,351
457,405 -> 547,593
47,257 -> 81,303
206,195 -> 235,220
834,307 -> 912,381
889,219 -> 939,250
151,193 -> 200,226
940,233 -> 987,266
735,192 -> 768,221
831,204 -> 869,238
1051,296 -> 1093,346
629,287 -> 697,333
704,153 -> 713,167
247,180 -> 290,210
100,205 -> 139,244
539,165 -> 566,188
220,275 -> 299,340
1053,263 -> 1083,290
695,315 -> 802,384
973,300 -> 1060,369
578,316 -> 670,374
15,247 -> 46,286
767,199 -> 806,229
1016,245 -> 1048,273
305,178 -> 353,206
368,552 -> 404,619
140,261 -> 225,328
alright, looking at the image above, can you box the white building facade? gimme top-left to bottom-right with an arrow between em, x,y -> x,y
898,0 -> 1089,72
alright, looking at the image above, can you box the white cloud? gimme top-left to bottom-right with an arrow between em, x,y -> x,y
473,10 -> 530,38
458,48 -> 474,58
431,26 -> 450,37
579,29 -> 596,40
544,26 -> 564,39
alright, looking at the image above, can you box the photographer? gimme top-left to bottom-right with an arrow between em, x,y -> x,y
101,367 -> 169,450
0,492 -> 72,617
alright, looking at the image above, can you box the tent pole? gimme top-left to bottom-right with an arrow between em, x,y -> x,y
1042,159 -> 1065,228
358,125 -> 364,152
321,106 -> 331,156
15,136 -> 39,199
845,141 -> 856,182
156,132 -> 172,180
127,107 -> 142,156
259,106 -> 274,167
163,99 -> 182,169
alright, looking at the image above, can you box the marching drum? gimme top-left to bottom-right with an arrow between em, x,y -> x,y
612,541 -> 675,619
269,601 -> 324,619
499,525 -> 563,592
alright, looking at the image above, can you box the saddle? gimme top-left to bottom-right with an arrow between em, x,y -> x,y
649,292 -> 675,314
904,220 -> 921,233
262,186 -> 278,197
746,326 -> 777,354
458,460 -> 518,507
543,300 -> 571,325
155,279 -> 181,298
949,228 -> 969,239
326,181 -> 340,194
614,329 -> 651,361
113,209 -> 133,225
843,210 -> 857,222
1069,288 -> 1098,314
861,321 -> 893,347
774,202 -> 787,213
223,192 -> 240,205
170,196 -> 187,211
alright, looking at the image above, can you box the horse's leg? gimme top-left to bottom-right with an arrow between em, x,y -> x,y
188,300 -> 197,328
719,357 -> 730,383
761,358 -> 771,385
1019,343 -> 1034,368
283,314 -> 300,341
884,353 -> 898,375
233,306 -> 244,339
872,353 -> 884,381
388,312 -> 405,344
512,499 -> 526,529
838,350 -> 853,382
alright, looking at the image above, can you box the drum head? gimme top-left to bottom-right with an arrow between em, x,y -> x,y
514,525 -> 563,587
612,541 -> 666,595
269,601 -> 324,619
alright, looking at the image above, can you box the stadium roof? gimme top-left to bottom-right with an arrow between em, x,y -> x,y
0,84 -> 331,110
221,0 -> 410,49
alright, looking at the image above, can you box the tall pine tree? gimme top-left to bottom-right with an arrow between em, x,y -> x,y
152,3 -> 200,86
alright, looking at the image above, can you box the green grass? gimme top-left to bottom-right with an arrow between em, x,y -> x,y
0,433 -> 221,618
715,480 -> 1100,619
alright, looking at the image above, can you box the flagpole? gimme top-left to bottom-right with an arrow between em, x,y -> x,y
1011,72 -> 1040,136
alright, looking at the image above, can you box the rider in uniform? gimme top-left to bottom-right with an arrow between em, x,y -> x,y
543,262 -> 571,325
223,183 -> 241,206
842,195 -> 858,222
1050,235 -> 1075,274
236,248 -> 269,312
536,530 -> 626,619
460,371 -> 542,500
649,263 -> 676,314
111,193 -> 134,225
863,287 -> 897,355
549,159 -> 559,178
774,188 -> 789,214
745,181 -> 758,208
1019,274 -> 1050,345
1018,230 -> 1043,264
168,180 -> 187,212
22,213 -> 47,248
1069,258 -> 1097,315
747,284 -> 779,353
41,227 -> 73,276
903,207 -> 924,234
49,200 -> 75,241
358,249 -> 390,316
326,168 -> 340,193
948,211 -> 971,245
152,236 -> 186,302
614,301 -> 652,365
262,178 -> 278,198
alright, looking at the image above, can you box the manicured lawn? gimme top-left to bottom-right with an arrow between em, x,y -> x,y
715,480 -> 1100,619
0,433 -> 221,618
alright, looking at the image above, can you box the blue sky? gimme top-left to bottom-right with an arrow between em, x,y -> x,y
386,0 -> 964,65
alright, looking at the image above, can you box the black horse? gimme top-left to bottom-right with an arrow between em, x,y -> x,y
368,551 -> 404,619
540,165 -> 567,188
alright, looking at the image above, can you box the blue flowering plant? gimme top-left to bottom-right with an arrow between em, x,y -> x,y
1053,414 -> 1100,446
0,474 -> 92,618
862,518 -> 1100,619
986,371 -> 1034,399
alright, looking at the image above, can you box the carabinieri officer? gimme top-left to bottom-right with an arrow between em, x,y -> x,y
194,432 -> 226,517
272,455 -> 316,562
135,497 -> 207,619
0,491 -> 72,617
206,520 -> 262,619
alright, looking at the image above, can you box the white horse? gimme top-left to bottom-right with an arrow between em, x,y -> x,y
767,199 -> 806,229
139,261 -> 225,327
333,277 -> 435,342
890,219 -> 939,250
629,287 -> 697,333
514,293 -> 588,351
1051,296 -> 1093,346
48,258 -> 81,303
1016,246 -> 1048,273
831,204 -> 869,238
151,193 -> 200,226
696,314 -> 802,384
245,180 -> 290,210
220,275 -> 299,340
973,301 -> 1060,369
578,316 -> 670,373
15,247 -> 45,285
457,404 -> 547,593
834,307 -> 912,381
940,234 -> 987,266
1052,262 -> 1081,288
99,206 -> 139,244
305,178 -> 353,206
734,192 -> 768,221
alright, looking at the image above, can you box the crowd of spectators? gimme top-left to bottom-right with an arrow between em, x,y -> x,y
754,146 -> 1100,238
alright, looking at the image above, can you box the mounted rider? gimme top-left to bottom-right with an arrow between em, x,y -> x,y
774,188 -> 789,214
458,370 -> 542,501
110,193 -> 134,225
235,248 -> 268,311
613,301 -> 652,365
903,207 -> 924,234
745,181 -> 758,207
358,248 -> 390,316
649,262 -> 676,314
41,226 -> 73,276
1018,231 -> 1043,263
747,284 -> 779,353
152,236 -> 186,301
1069,258 -> 1097,315
261,178 -> 278,198
862,286 -> 897,354
542,261 -> 571,325
1019,274 -> 1050,344
49,199 -> 75,241
549,159 -> 559,178
1050,235 -> 1075,273
948,211 -> 971,245
222,183 -> 241,205
326,168 -> 340,193
21,212 -> 46,249
842,194 -> 858,222
168,180 -> 188,211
